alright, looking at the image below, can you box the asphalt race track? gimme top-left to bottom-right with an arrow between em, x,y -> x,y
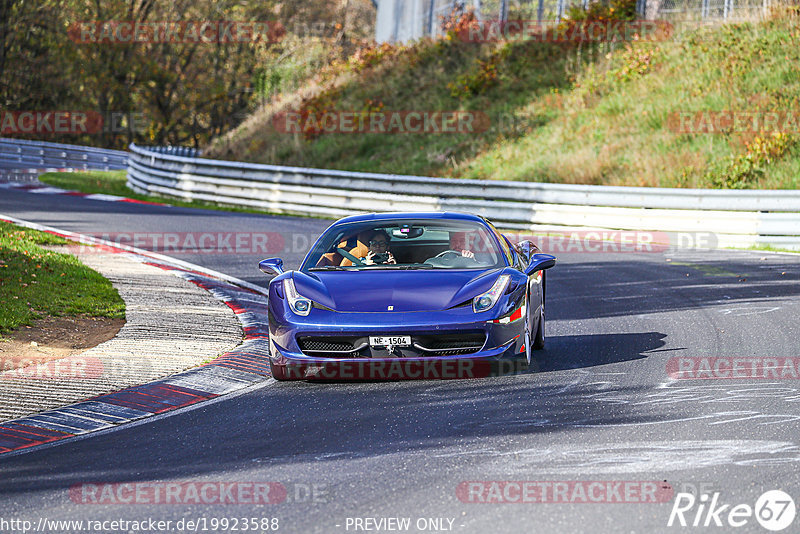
2,189 -> 800,533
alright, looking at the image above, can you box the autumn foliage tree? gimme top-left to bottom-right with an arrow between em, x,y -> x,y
0,0 -> 375,149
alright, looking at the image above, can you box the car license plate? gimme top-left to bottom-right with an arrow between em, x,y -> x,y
369,335 -> 411,347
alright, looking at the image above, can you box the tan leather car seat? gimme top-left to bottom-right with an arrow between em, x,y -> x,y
315,237 -> 353,267
316,251 -> 343,267
340,231 -> 373,266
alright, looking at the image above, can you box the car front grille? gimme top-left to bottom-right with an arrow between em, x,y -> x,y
297,332 -> 486,358
297,337 -> 363,354
413,333 -> 485,356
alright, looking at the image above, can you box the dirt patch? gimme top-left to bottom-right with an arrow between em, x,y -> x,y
0,315 -> 124,372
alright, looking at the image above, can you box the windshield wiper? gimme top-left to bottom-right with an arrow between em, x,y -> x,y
308,266 -> 349,271
311,264 -> 440,271
359,264 -> 436,270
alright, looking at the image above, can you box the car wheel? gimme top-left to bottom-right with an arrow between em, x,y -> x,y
524,295 -> 532,367
532,299 -> 545,350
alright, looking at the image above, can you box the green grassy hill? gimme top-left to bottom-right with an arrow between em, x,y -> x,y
205,9 -> 800,189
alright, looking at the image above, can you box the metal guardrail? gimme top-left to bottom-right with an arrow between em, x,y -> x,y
8,139 -> 794,250
136,145 -> 200,158
0,138 -> 128,172
127,143 -> 800,250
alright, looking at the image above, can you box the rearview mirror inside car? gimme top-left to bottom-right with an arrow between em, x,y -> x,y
392,226 -> 424,239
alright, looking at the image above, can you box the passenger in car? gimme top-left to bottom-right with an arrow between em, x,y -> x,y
362,230 -> 397,265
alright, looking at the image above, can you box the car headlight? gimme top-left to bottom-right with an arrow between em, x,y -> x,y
473,274 -> 510,313
284,278 -> 312,316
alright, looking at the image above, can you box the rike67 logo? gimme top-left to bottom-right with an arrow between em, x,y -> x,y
668,490 -> 796,531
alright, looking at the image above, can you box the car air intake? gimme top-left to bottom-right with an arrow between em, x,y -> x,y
412,332 -> 486,356
297,336 -> 364,355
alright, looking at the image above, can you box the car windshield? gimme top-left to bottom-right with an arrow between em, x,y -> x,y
301,219 -> 506,272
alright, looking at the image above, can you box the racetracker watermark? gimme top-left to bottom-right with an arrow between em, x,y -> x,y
68,21 -> 285,44
457,19 -> 674,43
1,356 -> 103,380
279,359 -> 528,380
667,111 -> 800,134
70,482 -> 288,505
510,231 -> 720,253
0,518 -> 279,533
272,111 -> 491,135
71,232 -> 290,255
506,231 -> 671,254
0,111 -> 146,136
456,481 -> 674,503
1,357 -> 180,381
68,230 -> 718,256
667,357 -> 800,380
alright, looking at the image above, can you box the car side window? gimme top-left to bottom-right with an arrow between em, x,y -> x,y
504,236 -> 524,270
488,223 -> 513,265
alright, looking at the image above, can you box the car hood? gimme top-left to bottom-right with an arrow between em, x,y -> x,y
293,269 -> 502,312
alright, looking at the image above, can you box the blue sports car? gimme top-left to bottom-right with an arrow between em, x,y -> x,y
259,212 -> 555,380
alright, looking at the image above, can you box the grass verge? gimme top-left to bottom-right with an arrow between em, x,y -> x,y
206,12 -> 800,189
0,221 -> 125,334
743,244 -> 800,254
40,170 -> 135,198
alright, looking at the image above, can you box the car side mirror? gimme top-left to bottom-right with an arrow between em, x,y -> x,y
259,258 -> 284,275
524,253 -> 556,276
515,240 -> 534,262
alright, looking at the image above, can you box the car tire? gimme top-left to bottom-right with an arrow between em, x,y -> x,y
532,298 -> 545,350
524,294 -> 532,368
533,286 -> 545,350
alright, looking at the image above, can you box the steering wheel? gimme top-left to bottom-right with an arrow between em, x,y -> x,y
337,247 -> 365,266
434,250 -> 462,259
428,249 -> 463,266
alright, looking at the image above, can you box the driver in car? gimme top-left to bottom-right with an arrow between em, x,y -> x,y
362,230 -> 397,265
450,231 -> 476,259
